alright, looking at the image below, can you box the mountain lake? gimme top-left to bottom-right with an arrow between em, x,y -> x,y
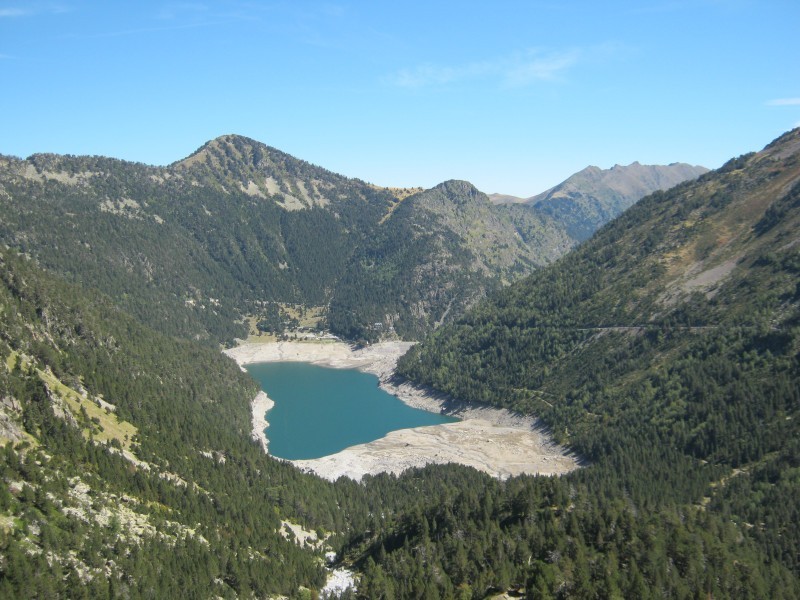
246,362 -> 458,460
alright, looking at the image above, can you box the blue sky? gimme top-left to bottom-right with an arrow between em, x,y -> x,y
1,1 -> 799,196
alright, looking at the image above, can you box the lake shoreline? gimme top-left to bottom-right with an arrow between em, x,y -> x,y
250,391 -> 274,454
224,340 -> 579,481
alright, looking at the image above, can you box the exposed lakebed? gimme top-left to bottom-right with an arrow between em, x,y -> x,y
246,362 -> 457,460
225,341 -> 579,481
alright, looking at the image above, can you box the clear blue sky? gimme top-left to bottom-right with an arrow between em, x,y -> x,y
2,1 -> 799,196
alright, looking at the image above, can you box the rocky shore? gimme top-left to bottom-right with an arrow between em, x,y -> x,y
250,391 -> 274,453
224,340 -> 579,481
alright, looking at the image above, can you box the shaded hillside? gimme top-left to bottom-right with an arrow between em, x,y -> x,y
329,180 -> 573,339
0,137 -> 397,343
398,129 -> 800,582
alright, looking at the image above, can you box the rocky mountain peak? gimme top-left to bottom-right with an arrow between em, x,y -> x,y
430,179 -> 486,205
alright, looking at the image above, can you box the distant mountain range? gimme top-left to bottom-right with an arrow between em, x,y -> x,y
328,179 -> 576,339
491,161 -> 709,241
0,135 -> 705,342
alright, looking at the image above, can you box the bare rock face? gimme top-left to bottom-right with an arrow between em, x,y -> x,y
0,396 -> 27,444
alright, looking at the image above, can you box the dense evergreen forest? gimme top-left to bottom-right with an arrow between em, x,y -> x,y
0,140 -> 397,343
1,239 -> 796,597
0,249 -> 343,596
1,130 -> 796,598
0,135 -> 702,344
328,180 -> 564,340
393,128 -> 800,596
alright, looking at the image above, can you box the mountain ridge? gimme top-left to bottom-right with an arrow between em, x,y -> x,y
326,178 -> 575,339
489,161 -> 708,205
525,161 -> 708,241
172,134 -> 381,210
0,135 -> 707,342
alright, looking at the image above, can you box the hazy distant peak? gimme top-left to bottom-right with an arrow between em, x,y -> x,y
488,193 -> 527,205
529,162 -> 708,205
490,162 -> 706,207
519,161 -> 708,242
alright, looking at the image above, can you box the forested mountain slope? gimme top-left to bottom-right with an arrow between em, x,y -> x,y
0,136 -> 704,344
397,128 -> 800,588
2,249 -> 796,599
0,249 -> 355,596
1,126 -> 798,597
0,137 -> 397,343
328,180 -> 573,340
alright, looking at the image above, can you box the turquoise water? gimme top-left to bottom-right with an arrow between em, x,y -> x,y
246,362 -> 457,460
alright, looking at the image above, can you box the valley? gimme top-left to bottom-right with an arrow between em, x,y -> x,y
1,129 -> 799,598
3,0 -> 799,595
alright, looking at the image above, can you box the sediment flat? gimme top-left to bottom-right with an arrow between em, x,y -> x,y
224,340 -> 579,481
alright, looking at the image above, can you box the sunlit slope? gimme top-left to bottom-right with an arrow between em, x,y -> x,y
399,128 -> 800,574
525,161 -> 708,241
0,249 -> 340,596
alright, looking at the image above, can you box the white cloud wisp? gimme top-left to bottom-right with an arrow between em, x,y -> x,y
386,48 -> 581,89
766,98 -> 800,106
